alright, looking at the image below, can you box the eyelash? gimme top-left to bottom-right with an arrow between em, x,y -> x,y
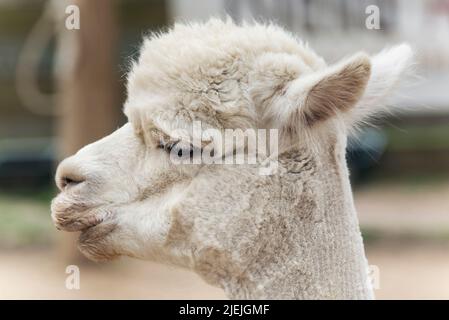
157,140 -> 200,158
157,140 -> 178,152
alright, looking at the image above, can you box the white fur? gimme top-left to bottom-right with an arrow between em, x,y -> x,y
51,19 -> 413,299
349,43 -> 414,127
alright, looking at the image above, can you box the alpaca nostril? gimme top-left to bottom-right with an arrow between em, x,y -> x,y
59,174 -> 85,190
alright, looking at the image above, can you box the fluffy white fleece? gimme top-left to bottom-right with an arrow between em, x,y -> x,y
52,18 -> 413,299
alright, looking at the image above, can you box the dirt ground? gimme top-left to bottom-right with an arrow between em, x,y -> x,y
0,248 -> 225,299
366,244 -> 449,299
356,182 -> 449,234
1,243 -> 449,299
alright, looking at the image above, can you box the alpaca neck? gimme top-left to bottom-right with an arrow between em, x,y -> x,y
222,200 -> 373,299
222,154 -> 373,299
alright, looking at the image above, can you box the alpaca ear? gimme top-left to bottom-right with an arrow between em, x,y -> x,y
252,44 -> 413,133
347,44 -> 414,126
291,53 -> 372,127
251,52 -> 372,130
289,44 -> 414,130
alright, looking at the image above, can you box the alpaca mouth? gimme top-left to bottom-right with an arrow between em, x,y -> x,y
50,193 -> 106,232
51,210 -> 104,232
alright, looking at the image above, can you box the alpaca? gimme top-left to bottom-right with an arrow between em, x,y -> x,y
51,19 -> 413,299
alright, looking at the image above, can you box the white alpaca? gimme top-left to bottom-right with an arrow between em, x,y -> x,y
51,19 -> 413,299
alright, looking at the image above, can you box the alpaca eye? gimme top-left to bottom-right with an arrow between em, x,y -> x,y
170,142 -> 196,158
165,141 -> 178,152
156,139 -> 177,152
159,140 -> 202,160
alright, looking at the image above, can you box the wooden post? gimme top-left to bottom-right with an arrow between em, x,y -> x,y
55,0 -> 120,263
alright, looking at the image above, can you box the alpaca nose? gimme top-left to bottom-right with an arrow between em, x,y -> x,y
59,174 -> 84,189
55,157 -> 86,191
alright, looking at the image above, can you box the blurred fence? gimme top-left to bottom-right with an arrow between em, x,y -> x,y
0,0 -> 448,187
170,0 -> 449,112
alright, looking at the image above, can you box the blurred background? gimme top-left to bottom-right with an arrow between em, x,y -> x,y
0,0 -> 448,299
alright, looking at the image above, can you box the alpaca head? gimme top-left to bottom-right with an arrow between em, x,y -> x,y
51,19 -> 412,294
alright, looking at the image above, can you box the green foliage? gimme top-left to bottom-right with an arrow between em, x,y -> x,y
0,189 -> 55,248
385,124 -> 449,151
